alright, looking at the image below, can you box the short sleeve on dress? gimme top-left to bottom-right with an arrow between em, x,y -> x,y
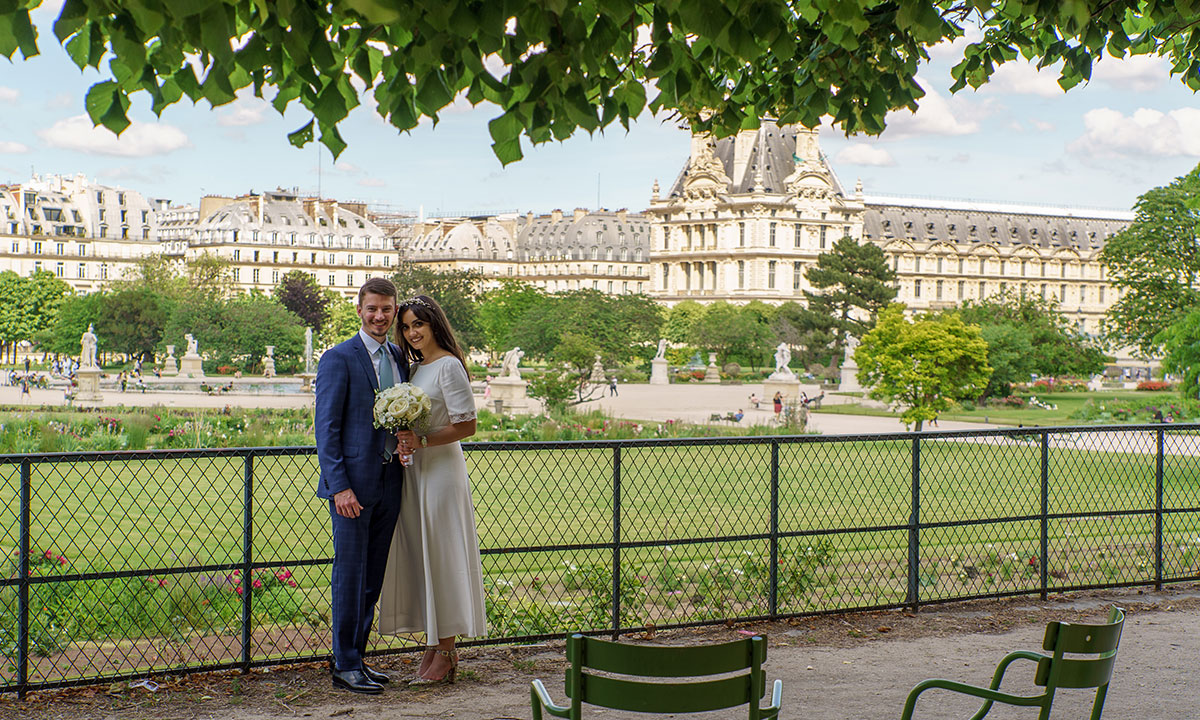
440,359 -> 477,424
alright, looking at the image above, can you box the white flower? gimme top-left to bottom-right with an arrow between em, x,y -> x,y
373,382 -> 431,431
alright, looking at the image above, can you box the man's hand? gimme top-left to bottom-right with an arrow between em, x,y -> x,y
333,488 -> 362,518
395,429 -> 418,454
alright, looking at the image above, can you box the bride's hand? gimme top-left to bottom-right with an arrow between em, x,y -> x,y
395,429 -> 418,453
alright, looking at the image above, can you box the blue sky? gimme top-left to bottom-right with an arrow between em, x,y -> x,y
1,4 -> 1199,216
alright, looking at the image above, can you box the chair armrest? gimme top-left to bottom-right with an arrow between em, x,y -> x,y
757,678 -> 784,720
900,671 -> 1048,720
531,679 -> 572,720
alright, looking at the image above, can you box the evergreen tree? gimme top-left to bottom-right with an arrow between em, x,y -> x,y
803,237 -> 898,354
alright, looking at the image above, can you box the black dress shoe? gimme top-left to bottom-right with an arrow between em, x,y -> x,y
331,667 -> 384,694
360,662 -> 391,684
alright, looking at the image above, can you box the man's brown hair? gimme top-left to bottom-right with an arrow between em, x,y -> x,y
357,277 -> 398,305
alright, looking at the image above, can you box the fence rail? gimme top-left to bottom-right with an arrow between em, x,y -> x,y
2,423 -> 1199,696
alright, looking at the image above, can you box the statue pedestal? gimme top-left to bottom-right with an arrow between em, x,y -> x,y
839,360 -> 862,393
179,354 -> 204,378
296,372 -> 316,392
262,358 -> 276,378
589,361 -> 606,384
763,376 -> 802,402
490,376 -> 530,414
75,367 -> 103,402
162,353 -> 178,376
649,358 -> 669,386
703,363 -> 720,384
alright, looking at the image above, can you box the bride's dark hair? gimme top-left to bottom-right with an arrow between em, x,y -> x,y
394,295 -> 469,370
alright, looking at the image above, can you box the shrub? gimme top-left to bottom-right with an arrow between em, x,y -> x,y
1137,380 -> 1174,391
722,363 -> 742,377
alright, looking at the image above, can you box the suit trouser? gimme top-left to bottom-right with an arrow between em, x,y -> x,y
328,465 -> 403,671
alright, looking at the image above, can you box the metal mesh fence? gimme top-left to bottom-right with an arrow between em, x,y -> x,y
2,424 -> 1198,695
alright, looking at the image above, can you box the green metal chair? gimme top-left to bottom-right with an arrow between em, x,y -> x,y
531,633 -> 783,720
901,606 -> 1124,720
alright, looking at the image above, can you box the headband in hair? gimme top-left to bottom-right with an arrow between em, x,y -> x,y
400,297 -> 433,308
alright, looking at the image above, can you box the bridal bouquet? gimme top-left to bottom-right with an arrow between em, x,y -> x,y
373,383 -> 432,464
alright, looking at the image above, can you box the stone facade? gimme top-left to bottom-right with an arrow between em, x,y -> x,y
188,190 -> 396,298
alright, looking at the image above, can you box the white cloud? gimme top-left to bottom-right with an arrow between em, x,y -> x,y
0,141 -> 30,153
1031,119 -> 1055,132
0,87 -> 18,103
926,26 -> 983,62
980,61 -> 1064,97
216,96 -> 269,126
1068,107 -> 1200,158
37,115 -> 190,157
357,177 -> 387,188
1092,55 -> 1169,92
836,143 -> 895,166
334,161 -> 361,174
45,93 -> 74,110
882,80 -> 980,138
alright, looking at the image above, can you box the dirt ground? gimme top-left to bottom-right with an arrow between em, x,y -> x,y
3,584 -> 1198,720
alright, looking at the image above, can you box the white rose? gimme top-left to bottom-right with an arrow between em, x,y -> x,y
389,397 -> 411,419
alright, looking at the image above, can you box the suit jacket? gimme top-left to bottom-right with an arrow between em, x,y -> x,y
314,334 -> 410,503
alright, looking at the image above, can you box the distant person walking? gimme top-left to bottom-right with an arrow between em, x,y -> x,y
773,391 -> 783,416
609,376 -> 618,396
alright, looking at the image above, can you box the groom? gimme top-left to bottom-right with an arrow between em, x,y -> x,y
315,277 -> 408,694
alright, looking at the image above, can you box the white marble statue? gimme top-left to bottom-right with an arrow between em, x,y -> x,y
773,343 -> 793,376
500,347 -> 525,378
185,333 -> 198,356
80,324 -> 98,369
304,327 -> 314,374
654,338 -> 667,361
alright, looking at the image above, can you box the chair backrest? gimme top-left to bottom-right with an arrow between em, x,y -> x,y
562,633 -> 769,718
1033,607 -> 1124,719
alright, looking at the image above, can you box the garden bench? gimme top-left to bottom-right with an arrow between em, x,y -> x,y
532,633 -> 782,720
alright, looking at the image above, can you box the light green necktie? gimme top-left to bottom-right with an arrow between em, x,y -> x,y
378,347 -> 397,459
378,346 -> 395,389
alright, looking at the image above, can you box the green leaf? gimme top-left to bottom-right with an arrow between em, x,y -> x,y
492,136 -> 523,166
287,119 -> 314,148
488,111 -> 523,144
318,122 -> 347,159
84,81 -> 119,124
415,69 -> 454,116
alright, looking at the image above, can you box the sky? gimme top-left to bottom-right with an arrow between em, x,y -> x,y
2,4 -> 1199,217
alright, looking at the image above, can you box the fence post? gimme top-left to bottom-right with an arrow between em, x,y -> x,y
1156,428 -> 1164,590
17,459 -> 30,699
1040,431 -> 1049,600
769,440 -> 780,618
611,445 -> 621,639
241,453 -> 254,672
907,436 -> 920,611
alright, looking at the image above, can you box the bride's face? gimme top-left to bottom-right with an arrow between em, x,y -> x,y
400,309 -> 435,354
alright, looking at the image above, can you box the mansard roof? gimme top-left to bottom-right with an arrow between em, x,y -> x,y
862,196 -> 1131,253
666,119 -> 847,198
515,210 -> 652,260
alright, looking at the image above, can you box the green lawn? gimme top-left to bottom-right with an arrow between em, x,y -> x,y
4,434 -> 1200,685
817,391 -> 1183,426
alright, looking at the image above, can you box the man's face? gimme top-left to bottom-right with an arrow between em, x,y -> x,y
357,292 -> 397,342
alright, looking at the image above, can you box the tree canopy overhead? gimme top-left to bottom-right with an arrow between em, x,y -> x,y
6,1 -> 1199,163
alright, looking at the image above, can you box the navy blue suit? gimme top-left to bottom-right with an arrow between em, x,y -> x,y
315,333 -> 408,671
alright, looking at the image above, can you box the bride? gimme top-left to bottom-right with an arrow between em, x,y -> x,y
377,294 -> 486,684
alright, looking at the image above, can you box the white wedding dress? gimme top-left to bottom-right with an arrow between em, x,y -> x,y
376,356 -> 487,640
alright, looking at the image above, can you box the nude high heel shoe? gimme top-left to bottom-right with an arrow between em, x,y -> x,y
409,649 -> 457,686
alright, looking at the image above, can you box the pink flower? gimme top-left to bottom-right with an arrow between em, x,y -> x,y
252,579 -> 263,589
43,550 -> 53,559
57,555 -> 67,565
286,579 -> 297,587
276,569 -> 291,580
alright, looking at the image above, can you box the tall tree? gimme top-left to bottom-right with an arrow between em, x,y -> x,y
40,293 -> 105,356
275,270 -> 331,332
393,265 -> 483,349
14,3 -> 1200,163
662,300 -> 705,344
804,237 -> 898,353
688,302 -> 774,368
186,252 -> 235,301
320,292 -> 361,348
21,270 -> 74,340
1158,307 -> 1200,401
476,280 -> 546,354
96,286 -> 172,361
509,289 -> 663,365
856,304 -> 992,431
1100,164 -> 1200,357
951,290 -> 1108,397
